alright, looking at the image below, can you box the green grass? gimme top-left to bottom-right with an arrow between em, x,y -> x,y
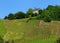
24,38 -> 57,43
0,19 -> 6,36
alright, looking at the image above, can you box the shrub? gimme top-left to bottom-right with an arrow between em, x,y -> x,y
43,16 -> 51,22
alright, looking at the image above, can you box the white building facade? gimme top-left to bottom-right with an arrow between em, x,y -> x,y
33,8 -> 40,14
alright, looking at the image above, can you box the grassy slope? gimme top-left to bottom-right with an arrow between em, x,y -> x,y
0,20 -> 6,36
24,38 -> 57,43
4,18 -> 60,43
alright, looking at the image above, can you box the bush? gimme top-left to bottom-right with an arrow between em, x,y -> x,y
43,16 -> 51,22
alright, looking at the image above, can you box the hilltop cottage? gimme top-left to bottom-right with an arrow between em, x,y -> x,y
33,8 -> 40,14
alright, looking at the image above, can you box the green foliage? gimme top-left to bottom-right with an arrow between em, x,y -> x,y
26,8 -> 38,17
43,16 -> 51,22
39,9 -> 42,14
4,16 -> 8,19
36,5 -> 60,22
15,12 -> 26,19
4,12 -> 26,20
46,5 -> 60,21
26,8 -> 33,15
7,13 -> 15,20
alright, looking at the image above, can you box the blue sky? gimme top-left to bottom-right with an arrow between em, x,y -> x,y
0,0 -> 60,18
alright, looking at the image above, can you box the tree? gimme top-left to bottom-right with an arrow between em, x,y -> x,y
39,9 -> 51,22
46,5 -> 60,21
39,9 -> 42,14
15,12 -> 26,19
26,8 -> 33,17
4,16 -> 8,19
7,13 -> 15,20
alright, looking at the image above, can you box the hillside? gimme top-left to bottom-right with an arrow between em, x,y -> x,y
0,18 -> 60,43
0,20 -> 6,36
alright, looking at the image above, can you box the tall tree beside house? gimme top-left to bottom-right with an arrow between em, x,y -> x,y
26,8 -> 33,17
39,9 -> 42,14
